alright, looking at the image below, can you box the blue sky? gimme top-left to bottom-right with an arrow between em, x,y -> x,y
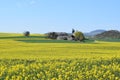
0,0 -> 120,33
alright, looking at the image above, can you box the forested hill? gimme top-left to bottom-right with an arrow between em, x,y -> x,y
95,30 -> 120,39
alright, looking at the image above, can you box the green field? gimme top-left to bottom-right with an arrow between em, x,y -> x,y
0,33 -> 120,80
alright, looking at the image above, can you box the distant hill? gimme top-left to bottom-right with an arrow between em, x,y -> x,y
84,29 -> 106,37
95,30 -> 120,39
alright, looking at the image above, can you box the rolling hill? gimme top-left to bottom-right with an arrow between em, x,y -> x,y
84,29 -> 106,37
95,30 -> 120,39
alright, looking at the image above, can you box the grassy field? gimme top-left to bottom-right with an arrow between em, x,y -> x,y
0,33 -> 120,80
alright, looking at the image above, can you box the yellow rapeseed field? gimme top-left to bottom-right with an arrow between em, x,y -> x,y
0,33 -> 120,80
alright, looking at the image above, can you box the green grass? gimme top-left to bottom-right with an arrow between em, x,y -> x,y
97,38 -> 120,42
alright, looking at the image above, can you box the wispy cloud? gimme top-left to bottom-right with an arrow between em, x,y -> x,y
16,0 -> 37,8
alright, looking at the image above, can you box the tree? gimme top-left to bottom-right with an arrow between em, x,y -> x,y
72,29 -> 75,34
74,31 -> 85,41
24,31 -> 30,37
46,32 -> 68,39
46,32 -> 58,39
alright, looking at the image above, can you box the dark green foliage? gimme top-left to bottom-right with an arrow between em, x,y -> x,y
46,32 -> 58,39
46,32 -> 68,39
17,40 -> 79,43
24,31 -> 30,37
72,29 -> 75,33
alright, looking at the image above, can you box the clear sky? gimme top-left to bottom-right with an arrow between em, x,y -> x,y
0,0 -> 120,33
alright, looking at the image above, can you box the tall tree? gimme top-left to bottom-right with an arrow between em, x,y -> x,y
74,31 -> 85,41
